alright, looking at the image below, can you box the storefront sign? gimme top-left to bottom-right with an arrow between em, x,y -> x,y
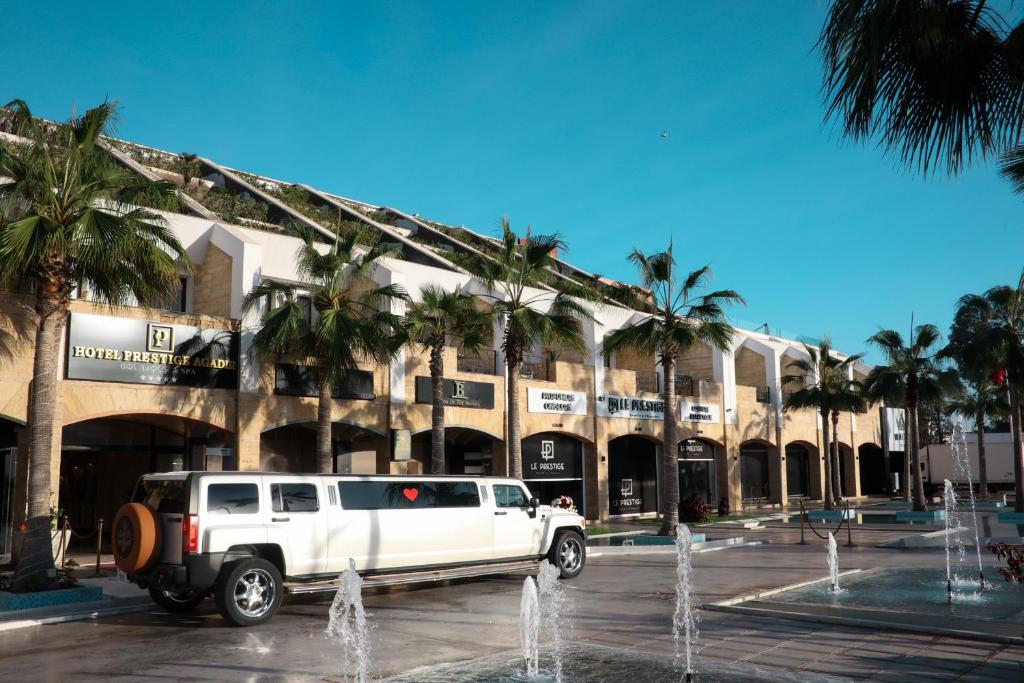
522,433 -> 582,480
596,395 -> 664,420
274,364 -> 375,400
415,377 -> 494,409
66,313 -> 238,388
679,400 -> 720,424
679,438 -> 715,459
527,388 -> 587,416
884,407 -> 906,452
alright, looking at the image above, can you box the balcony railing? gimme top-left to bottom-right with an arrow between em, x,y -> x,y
520,356 -> 553,382
456,350 -> 497,375
635,370 -> 658,394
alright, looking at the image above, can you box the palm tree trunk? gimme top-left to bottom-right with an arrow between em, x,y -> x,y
659,355 -> 679,536
902,408 -> 912,504
507,357 -> 523,478
1011,386 -> 1024,514
13,301 -> 65,590
821,409 -> 834,510
316,376 -> 333,473
830,411 -> 843,503
429,340 -> 446,474
909,403 -> 927,511
976,408 -> 989,501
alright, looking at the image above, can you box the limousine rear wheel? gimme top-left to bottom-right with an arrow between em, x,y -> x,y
214,558 -> 283,626
549,530 -> 585,579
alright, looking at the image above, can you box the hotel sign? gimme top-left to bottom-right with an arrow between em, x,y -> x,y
596,395 -> 664,420
415,376 -> 494,409
66,313 -> 238,388
679,401 -> 720,424
527,388 -> 587,416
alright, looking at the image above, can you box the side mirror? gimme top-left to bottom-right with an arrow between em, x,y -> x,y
528,497 -> 539,518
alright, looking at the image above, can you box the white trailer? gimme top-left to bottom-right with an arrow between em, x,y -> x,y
922,432 -> 1016,487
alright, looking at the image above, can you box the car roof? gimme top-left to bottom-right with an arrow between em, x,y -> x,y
144,472 -> 522,481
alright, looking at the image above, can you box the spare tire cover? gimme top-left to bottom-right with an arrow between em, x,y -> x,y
112,503 -> 162,573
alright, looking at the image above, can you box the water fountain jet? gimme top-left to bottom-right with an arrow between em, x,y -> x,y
826,532 -> 840,594
674,524 -> 698,682
326,559 -> 370,683
519,574 -> 540,678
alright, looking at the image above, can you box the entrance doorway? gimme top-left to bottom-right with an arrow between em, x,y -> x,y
261,422 -> 384,474
522,433 -> 585,510
859,444 -> 887,494
785,444 -> 811,498
0,418 -> 20,564
410,427 -> 501,476
678,438 -> 717,505
61,415 -> 231,540
740,443 -> 770,502
608,436 -> 658,515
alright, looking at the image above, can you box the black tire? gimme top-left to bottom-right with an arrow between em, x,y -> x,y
214,558 -> 284,626
149,587 -> 207,613
547,529 -> 586,579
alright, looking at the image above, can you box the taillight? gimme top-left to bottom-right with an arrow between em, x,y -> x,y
182,514 -> 199,553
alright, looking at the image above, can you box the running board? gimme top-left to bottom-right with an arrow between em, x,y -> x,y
284,559 -> 539,594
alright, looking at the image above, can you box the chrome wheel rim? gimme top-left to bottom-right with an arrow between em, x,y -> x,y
233,568 -> 275,619
559,537 -> 583,573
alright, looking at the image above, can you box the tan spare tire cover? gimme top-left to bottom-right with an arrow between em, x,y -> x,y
112,503 -> 162,573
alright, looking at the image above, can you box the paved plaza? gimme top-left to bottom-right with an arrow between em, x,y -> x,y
0,542 -> 1020,681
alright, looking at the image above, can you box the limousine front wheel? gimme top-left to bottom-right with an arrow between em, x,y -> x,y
214,558 -> 283,626
549,530 -> 585,579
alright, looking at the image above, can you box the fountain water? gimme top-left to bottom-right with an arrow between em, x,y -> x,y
326,559 -> 371,683
519,575 -> 540,678
673,524 -> 698,682
826,532 -> 840,594
942,479 -> 959,602
536,560 -> 568,682
950,423 -> 985,588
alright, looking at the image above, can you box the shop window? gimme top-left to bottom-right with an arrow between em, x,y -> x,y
207,483 -> 259,514
271,483 -> 319,513
337,481 -> 480,510
494,484 -> 530,508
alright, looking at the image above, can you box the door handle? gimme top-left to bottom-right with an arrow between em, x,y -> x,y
272,517 -> 290,522
494,511 -> 507,516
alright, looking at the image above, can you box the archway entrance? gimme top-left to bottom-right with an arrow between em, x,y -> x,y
261,422 -> 384,474
837,444 -> 853,497
410,427 -> 501,475
859,444 -> 887,495
522,433 -> 585,509
740,443 -> 770,502
60,415 -> 231,539
0,418 -> 21,564
678,438 -> 718,505
608,436 -> 658,515
785,444 -> 811,498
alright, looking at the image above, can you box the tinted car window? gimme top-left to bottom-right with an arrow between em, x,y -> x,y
338,481 -> 480,510
207,483 -> 259,514
134,479 -> 186,514
272,483 -> 319,512
494,484 -> 530,508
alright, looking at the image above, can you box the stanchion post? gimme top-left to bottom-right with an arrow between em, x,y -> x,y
798,502 -> 807,545
93,517 -> 104,577
845,501 -> 854,548
59,515 -> 68,568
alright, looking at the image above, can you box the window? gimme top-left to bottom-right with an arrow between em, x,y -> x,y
271,483 -> 319,512
133,479 -> 186,514
207,483 -> 259,514
494,484 -> 530,508
337,481 -> 480,510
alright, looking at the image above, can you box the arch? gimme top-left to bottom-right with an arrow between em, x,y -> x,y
678,436 -> 720,505
607,434 -> 659,515
607,431 -> 662,446
784,442 -> 812,498
739,440 -> 775,503
0,414 -> 25,427
411,424 -> 503,442
64,409 -> 231,433
521,426 -> 594,445
858,442 -> 888,495
410,426 -> 502,476
261,418 -> 386,437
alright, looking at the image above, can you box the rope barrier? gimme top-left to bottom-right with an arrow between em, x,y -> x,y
799,500 -> 852,541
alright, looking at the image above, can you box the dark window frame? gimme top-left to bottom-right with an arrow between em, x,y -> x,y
206,483 -> 260,515
271,482 -> 320,513
337,480 -> 481,510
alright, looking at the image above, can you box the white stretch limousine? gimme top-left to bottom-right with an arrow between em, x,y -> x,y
112,472 -> 587,626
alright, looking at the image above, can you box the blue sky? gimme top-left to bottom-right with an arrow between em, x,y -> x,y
5,2 -> 1022,362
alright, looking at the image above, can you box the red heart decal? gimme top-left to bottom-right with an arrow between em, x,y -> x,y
402,487 -> 419,502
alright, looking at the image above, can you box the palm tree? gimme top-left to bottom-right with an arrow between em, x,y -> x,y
461,219 -> 594,479
864,325 -> 953,511
403,285 -> 491,474
819,1 -> 1024,184
603,244 -> 742,535
243,226 -> 405,473
955,278 -> 1024,513
782,339 -> 862,509
829,368 -> 868,500
944,378 -> 1007,501
0,100 -> 188,589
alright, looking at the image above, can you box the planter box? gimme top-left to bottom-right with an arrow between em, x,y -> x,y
0,585 -> 104,612
896,510 -> 946,522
